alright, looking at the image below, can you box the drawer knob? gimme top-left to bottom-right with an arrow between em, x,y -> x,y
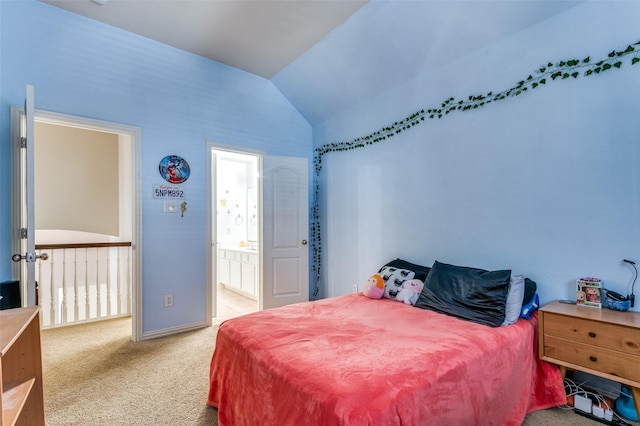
589,355 -> 598,362
588,331 -> 597,338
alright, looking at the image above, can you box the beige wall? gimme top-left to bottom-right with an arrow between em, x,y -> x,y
34,122 -> 119,236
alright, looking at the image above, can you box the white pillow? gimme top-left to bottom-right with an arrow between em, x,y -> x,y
378,266 -> 415,299
502,274 -> 525,326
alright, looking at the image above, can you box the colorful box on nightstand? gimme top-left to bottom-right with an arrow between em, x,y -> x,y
576,277 -> 602,308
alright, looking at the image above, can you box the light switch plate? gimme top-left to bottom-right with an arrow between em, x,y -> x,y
164,201 -> 177,213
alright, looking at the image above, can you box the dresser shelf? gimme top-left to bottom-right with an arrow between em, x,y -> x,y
0,306 -> 44,426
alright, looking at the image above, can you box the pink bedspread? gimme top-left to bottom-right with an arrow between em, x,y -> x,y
208,294 -> 565,425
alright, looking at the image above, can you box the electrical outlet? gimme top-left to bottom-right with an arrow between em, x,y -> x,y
352,284 -> 358,293
164,294 -> 174,307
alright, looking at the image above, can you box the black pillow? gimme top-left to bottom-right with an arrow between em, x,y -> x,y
380,258 -> 431,282
415,261 -> 511,327
523,278 -> 537,306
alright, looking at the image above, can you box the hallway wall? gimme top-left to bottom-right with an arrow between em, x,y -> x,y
0,1 -> 312,335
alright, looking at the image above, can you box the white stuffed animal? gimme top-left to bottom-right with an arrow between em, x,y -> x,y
395,279 -> 424,305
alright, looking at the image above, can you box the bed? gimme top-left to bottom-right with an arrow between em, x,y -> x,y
208,262 -> 566,426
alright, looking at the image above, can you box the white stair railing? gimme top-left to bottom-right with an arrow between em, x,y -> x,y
35,242 -> 132,328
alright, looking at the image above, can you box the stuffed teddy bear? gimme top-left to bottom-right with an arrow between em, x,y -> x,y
363,274 -> 384,299
395,279 -> 424,305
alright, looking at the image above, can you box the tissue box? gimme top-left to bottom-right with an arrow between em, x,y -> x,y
576,277 -> 602,308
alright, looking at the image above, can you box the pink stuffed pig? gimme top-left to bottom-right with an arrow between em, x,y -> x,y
395,279 -> 424,305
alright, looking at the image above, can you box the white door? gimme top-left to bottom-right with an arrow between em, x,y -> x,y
262,156 -> 309,309
11,85 -> 47,306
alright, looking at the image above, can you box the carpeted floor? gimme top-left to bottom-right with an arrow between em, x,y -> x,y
41,316 -> 637,425
41,317 -> 218,425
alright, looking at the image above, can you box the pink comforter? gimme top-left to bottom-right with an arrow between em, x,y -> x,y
208,294 -> 565,425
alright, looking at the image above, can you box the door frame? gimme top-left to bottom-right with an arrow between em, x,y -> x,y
10,107 -> 143,342
205,142 -> 263,323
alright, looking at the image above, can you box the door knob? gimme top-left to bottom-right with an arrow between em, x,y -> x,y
301,240 -> 308,245
12,252 -> 49,262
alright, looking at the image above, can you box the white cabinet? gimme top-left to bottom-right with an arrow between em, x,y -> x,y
229,257 -> 242,291
218,249 -> 258,299
218,256 -> 230,287
241,253 -> 258,296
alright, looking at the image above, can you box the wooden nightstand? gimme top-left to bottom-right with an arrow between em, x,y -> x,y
539,301 -> 640,417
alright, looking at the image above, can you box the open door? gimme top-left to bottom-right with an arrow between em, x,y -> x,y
11,85 -> 48,306
262,155 -> 309,309
207,149 -> 309,318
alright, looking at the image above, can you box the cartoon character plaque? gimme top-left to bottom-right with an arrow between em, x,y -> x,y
159,155 -> 190,184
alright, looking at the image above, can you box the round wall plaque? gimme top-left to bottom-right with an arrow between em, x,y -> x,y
159,155 -> 190,184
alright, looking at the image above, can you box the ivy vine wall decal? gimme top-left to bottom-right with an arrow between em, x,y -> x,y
311,40 -> 640,299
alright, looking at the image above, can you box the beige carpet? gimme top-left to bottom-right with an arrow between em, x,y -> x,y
42,317 -> 218,425
41,316 -> 637,426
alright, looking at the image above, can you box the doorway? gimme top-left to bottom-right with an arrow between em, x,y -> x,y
206,144 -> 310,323
11,106 -> 142,341
210,148 -> 260,322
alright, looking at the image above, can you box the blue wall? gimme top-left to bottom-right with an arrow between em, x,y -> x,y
0,1 -> 312,333
3,0 -> 639,330
311,1 -> 640,310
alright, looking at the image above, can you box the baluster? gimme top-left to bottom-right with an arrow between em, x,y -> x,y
126,246 -> 132,315
95,247 -> 101,318
61,249 -> 68,325
85,247 -> 90,321
116,246 -> 122,316
72,248 -> 79,322
35,250 -> 40,306
36,250 -> 45,325
49,250 -> 56,326
106,247 -> 112,317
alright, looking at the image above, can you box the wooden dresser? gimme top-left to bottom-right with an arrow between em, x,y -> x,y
0,306 -> 45,426
539,300 -> 640,417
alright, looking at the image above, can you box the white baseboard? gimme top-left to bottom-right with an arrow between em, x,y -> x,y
141,321 -> 210,340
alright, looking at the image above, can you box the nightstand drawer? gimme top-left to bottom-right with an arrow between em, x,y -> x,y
544,335 -> 640,383
543,312 -> 640,356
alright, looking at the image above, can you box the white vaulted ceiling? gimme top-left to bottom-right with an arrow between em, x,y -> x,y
40,0 -> 583,125
40,0 -> 367,79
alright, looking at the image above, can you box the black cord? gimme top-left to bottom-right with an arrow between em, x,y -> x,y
623,259 -> 636,307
